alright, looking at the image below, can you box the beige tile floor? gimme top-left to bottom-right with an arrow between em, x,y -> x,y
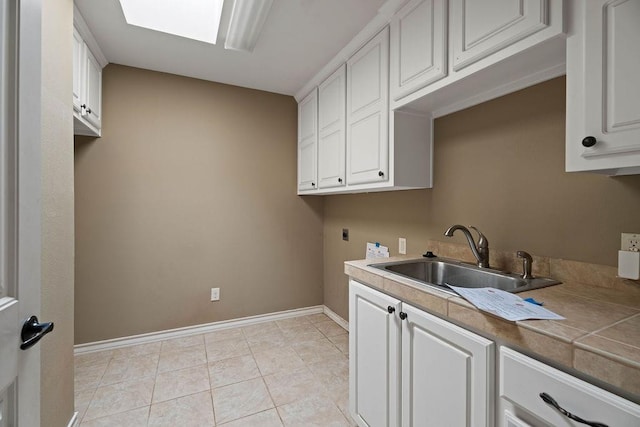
75,313 -> 355,426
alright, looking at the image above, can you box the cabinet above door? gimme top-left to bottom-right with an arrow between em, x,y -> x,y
73,5 -> 107,137
450,0 -> 551,72
390,0 -> 448,101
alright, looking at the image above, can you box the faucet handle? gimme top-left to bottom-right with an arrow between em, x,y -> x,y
469,226 -> 488,247
516,251 -> 534,279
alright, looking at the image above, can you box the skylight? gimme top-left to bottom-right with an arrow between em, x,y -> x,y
118,0 -> 224,45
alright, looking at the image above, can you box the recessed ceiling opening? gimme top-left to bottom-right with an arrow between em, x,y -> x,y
118,0 -> 224,44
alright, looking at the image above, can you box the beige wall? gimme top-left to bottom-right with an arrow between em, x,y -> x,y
41,0 -> 75,425
324,77 -> 640,319
74,65 -> 324,344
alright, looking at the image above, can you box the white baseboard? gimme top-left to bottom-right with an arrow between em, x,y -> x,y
323,305 -> 349,332
67,411 -> 79,427
74,305 -> 324,355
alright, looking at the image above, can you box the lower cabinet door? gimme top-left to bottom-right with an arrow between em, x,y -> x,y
401,303 -> 494,427
349,280 -> 401,427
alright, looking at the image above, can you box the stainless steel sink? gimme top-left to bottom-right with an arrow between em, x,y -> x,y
371,258 -> 560,295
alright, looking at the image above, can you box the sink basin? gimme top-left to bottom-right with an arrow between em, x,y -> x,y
371,258 -> 560,295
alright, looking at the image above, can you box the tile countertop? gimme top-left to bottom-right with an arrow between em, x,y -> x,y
345,251 -> 640,403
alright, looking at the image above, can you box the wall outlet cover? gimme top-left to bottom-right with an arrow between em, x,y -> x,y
211,287 -> 220,301
621,233 -> 639,251
399,237 -> 406,255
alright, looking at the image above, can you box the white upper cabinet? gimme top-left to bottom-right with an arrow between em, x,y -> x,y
73,6 -> 107,137
389,0 -> 565,115
318,65 -> 346,189
390,0 -> 448,101
566,0 -> 640,175
296,0 -> 567,194
72,28 -> 84,114
84,48 -> 102,130
347,27 -> 390,186
451,0 -> 550,71
297,27 -> 432,196
297,89 -> 318,191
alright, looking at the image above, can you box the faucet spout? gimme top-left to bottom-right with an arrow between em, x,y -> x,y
444,225 -> 490,268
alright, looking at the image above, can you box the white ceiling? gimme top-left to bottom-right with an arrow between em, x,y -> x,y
74,0 -> 388,96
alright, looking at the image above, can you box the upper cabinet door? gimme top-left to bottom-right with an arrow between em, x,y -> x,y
298,89 -> 318,191
318,65 -> 346,189
390,0 -> 448,101
84,48 -> 102,129
450,0 -> 549,71
72,28 -> 84,114
346,27 -> 390,185
566,0 -> 640,174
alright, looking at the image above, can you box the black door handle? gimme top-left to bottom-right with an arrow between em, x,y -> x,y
20,315 -> 54,350
539,393 -> 608,427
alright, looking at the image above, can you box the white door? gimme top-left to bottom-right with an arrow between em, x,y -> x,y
1,0 -> 45,426
401,303 -> 494,427
566,0 -> 640,174
450,0 -> 549,71
72,28 -> 83,114
84,47 -> 102,129
346,27 -> 389,185
297,89 -> 318,191
390,0 -> 448,101
317,65 -> 346,189
349,280 -> 401,427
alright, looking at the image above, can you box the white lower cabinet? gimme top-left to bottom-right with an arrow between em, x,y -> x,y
349,280 -> 494,427
499,347 -> 640,427
349,280 -> 401,427
402,304 -> 493,426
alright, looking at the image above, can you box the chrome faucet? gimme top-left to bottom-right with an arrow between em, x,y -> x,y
444,225 -> 490,268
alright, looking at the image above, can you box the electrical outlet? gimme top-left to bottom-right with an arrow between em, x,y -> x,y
621,233 -> 640,251
211,287 -> 220,301
399,237 -> 407,255
342,228 -> 349,241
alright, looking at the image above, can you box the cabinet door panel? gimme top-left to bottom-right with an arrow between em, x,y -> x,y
566,0 -> 640,173
605,0 -> 640,131
390,0 -> 447,101
318,130 -> 344,187
584,0 -> 640,154
451,0 -> 549,71
349,280 -> 401,427
349,44 -> 383,114
349,113 -> 383,179
72,29 -> 84,113
318,66 -> 346,188
402,304 -> 493,427
347,28 -> 389,185
84,48 -> 102,129
297,90 -> 317,191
